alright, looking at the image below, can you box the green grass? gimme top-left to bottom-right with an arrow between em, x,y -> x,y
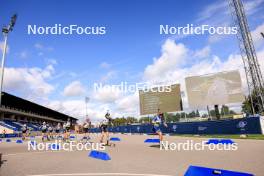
171,134 -> 264,140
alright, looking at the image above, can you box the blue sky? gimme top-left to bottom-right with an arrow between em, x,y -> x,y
0,0 -> 264,121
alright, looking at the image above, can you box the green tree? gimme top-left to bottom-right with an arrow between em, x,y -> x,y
112,117 -> 127,126
195,110 -> 200,117
242,89 -> 264,115
165,113 -> 174,122
209,110 -> 216,117
188,111 -> 196,118
180,112 -> 187,120
229,110 -> 236,115
221,105 -> 230,116
242,96 -> 253,114
174,113 -> 181,122
139,116 -> 151,124
126,116 -> 138,124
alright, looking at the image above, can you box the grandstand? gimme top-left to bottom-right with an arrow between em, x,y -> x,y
0,92 -> 77,134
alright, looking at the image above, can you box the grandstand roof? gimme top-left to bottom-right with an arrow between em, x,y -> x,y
1,92 -> 77,122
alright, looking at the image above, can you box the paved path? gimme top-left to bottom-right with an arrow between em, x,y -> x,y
0,134 -> 263,176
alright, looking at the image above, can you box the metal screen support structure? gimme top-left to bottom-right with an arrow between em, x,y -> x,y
228,0 -> 264,114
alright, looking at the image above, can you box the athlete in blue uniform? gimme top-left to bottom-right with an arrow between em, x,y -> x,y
152,109 -> 167,142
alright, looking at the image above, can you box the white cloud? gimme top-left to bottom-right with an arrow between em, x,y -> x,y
193,46 -> 211,58
100,70 -> 117,82
47,100 -> 85,118
100,62 -> 111,69
34,43 -> 53,51
208,34 -> 228,44
144,40 -> 214,82
251,22 -> 264,48
196,1 -> 228,25
243,0 -> 264,16
4,65 -> 55,98
62,81 -> 86,97
115,92 -> 139,114
196,0 -> 264,45
46,99 -> 111,123
42,64 -> 55,78
93,86 -> 122,103
197,0 -> 264,27
144,39 -> 188,80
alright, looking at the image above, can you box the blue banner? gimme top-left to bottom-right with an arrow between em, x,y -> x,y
91,117 -> 262,135
0,133 -> 21,138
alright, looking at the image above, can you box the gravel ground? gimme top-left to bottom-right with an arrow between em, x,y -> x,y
0,133 -> 263,176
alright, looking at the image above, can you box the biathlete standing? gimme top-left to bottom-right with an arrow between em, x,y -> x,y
83,117 -> 91,139
152,109 -> 167,143
21,124 -> 28,140
63,118 -> 71,141
41,122 -> 48,142
55,122 -> 62,139
99,110 -> 112,146
47,124 -> 54,140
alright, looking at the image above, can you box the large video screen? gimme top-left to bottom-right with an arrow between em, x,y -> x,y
185,70 -> 244,108
139,84 -> 182,115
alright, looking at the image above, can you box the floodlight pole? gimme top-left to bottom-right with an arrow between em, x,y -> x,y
0,32 -> 8,106
85,97 -> 89,119
85,100 -> 87,118
0,14 -> 17,107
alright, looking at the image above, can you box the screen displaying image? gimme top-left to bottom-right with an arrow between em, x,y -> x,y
185,70 -> 244,108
